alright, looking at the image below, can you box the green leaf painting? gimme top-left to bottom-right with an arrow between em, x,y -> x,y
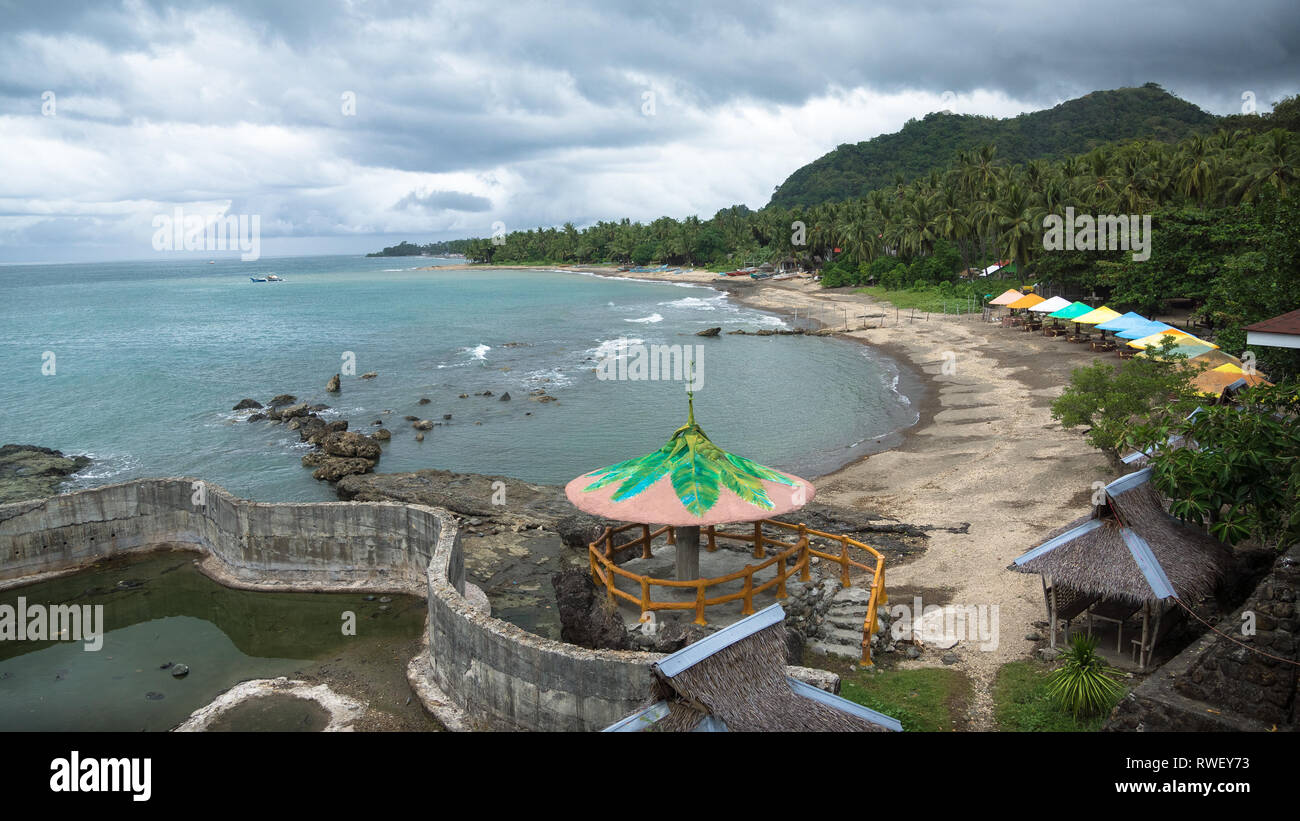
582,416 -> 796,516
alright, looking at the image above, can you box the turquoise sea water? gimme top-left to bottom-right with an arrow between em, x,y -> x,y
0,255 -> 917,501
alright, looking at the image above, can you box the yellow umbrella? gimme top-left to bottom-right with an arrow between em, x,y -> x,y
1126,329 -> 1219,350
1073,306 -> 1122,325
1007,293 -> 1045,310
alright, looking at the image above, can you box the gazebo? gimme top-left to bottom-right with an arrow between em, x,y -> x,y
1011,468 -> 1231,668
566,396 -> 888,664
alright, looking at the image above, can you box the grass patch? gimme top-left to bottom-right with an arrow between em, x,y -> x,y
853,286 -> 984,315
993,660 -> 1113,732
839,667 -> 969,732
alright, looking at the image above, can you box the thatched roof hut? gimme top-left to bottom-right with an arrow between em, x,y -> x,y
1011,467 -> 1232,667
604,605 -> 900,732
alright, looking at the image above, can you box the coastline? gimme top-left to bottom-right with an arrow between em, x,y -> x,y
584,266 -> 1112,728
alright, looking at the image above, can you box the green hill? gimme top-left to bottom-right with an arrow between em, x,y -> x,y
767,84 -> 1218,208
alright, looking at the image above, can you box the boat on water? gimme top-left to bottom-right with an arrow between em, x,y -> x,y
250,274 -> 284,282
249,276 -> 266,282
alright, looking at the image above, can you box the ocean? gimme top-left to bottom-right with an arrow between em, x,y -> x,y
0,255 -> 918,501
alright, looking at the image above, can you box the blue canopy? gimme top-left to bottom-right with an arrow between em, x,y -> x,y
1115,320 -> 1175,340
1095,311 -> 1148,332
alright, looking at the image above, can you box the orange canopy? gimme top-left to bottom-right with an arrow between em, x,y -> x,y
1006,293 -> 1046,309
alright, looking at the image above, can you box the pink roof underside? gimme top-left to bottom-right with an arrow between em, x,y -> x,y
564,471 -> 815,526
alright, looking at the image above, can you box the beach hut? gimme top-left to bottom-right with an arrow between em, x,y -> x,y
1244,308 -> 1300,350
1011,468 -> 1231,668
603,604 -> 902,732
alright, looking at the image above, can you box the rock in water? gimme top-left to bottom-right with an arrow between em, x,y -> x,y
696,327 -> 721,337
499,392 -> 511,401
417,397 -> 431,405
326,373 -> 340,393
232,398 -> 263,410
360,372 -> 377,379
0,445 -> 91,504
170,664 -> 190,678
551,569 -> 628,650
268,394 -> 297,408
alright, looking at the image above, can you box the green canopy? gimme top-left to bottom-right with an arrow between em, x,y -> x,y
1048,301 -> 1095,320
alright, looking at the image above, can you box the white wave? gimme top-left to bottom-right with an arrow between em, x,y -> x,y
589,337 -> 644,359
661,295 -> 729,311
462,344 -> 491,360
524,367 -> 573,388
68,451 -> 141,482
625,313 -> 664,324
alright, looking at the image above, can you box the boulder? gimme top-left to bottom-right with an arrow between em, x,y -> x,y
268,394 -> 297,408
247,413 -> 266,423
326,373 -> 340,393
279,402 -> 310,420
311,457 -> 376,482
0,445 -> 92,504
319,431 -> 381,460
232,398 -> 263,410
499,392 -> 511,401
372,429 -> 391,441
417,397 -> 431,405
696,327 -> 721,337
413,420 -> 434,431
360,372 -> 377,379
551,569 -> 628,650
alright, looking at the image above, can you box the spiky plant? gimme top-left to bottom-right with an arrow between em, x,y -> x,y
1045,634 -> 1125,718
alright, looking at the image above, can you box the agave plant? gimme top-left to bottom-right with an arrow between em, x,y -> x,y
1046,634 -> 1125,718
581,403 -> 796,517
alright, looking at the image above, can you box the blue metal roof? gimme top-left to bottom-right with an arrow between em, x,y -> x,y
1121,527 -> 1177,599
1013,519 -> 1103,565
1105,467 -> 1152,497
786,676 -> 903,731
603,701 -> 670,732
653,603 -> 786,678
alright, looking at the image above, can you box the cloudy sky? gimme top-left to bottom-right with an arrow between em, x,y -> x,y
2,0 -> 1297,262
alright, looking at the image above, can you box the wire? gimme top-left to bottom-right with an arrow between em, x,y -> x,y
1170,596 -> 1300,667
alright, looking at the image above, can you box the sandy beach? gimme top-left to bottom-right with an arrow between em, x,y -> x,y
571,265 -> 1115,728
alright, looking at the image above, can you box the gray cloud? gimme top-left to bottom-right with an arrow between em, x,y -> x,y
0,0 -> 1297,261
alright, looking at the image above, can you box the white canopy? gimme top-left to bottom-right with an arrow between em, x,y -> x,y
1028,296 -> 1072,313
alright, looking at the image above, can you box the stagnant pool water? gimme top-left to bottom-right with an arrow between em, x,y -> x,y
0,551 -> 426,731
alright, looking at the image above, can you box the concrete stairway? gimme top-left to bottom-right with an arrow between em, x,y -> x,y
807,586 -> 875,659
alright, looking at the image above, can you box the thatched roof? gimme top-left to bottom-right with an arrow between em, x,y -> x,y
604,605 -> 899,732
1012,469 -> 1231,605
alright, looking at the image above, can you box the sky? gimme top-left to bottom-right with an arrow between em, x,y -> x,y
1,0 -> 1297,263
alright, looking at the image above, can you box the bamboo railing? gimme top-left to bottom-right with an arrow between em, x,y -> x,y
587,519 -> 888,665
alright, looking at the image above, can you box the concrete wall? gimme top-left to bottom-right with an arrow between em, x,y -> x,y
2,478 -> 837,732
0,478 -> 445,594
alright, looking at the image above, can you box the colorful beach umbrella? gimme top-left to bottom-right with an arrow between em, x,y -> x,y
1048,301 -> 1095,320
1029,296 -> 1072,314
1127,329 -> 1218,350
1095,312 -> 1150,333
988,289 -> 1023,306
1114,320 -> 1176,340
565,397 -> 814,580
1192,364 -> 1270,396
1007,293 -> 1045,310
1073,306 -> 1122,325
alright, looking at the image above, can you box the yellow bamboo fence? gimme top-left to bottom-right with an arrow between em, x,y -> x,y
587,519 -> 888,665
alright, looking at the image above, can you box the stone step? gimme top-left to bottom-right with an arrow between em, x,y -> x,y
824,626 -> 866,645
826,613 -> 869,630
827,604 -> 870,617
807,640 -> 862,660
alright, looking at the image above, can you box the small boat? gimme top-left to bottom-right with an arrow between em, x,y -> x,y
249,276 -> 267,282
266,274 -> 283,281
749,271 -> 774,280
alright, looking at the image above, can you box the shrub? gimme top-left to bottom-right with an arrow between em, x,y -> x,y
1045,635 -> 1125,718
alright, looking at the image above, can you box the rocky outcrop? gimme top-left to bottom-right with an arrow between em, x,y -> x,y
326,373 -> 340,393
233,388 -> 382,484
0,445 -> 91,504
696,327 -> 721,337
232,398 -> 263,410
1106,543 -> 1299,732
552,569 -> 628,650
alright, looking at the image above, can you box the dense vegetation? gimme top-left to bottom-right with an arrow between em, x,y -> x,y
367,239 -> 471,257
377,88 -> 1299,378
769,85 -> 1217,208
